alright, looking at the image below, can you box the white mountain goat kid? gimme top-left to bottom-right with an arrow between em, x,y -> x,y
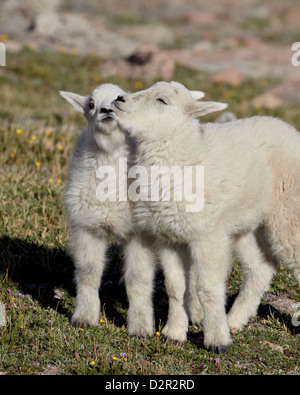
60,84 -> 156,333
59,83 -> 205,338
113,81 -> 300,353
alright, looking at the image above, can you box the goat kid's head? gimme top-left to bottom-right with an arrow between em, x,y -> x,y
60,84 -> 126,147
113,81 -> 227,140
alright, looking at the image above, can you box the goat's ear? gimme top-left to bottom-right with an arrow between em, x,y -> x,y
189,90 -> 205,100
59,91 -> 86,114
186,101 -> 228,117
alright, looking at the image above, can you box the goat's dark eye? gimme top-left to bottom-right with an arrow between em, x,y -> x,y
89,102 -> 95,110
157,98 -> 167,105
116,95 -> 125,102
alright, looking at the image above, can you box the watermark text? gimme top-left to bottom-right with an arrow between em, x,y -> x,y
0,303 -> 6,326
291,42 -> 300,67
0,42 -> 6,66
292,310 -> 300,327
95,158 -> 204,213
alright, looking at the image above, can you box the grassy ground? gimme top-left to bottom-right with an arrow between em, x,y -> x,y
0,49 -> 299,375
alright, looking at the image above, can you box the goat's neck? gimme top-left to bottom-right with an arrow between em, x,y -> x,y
86,128 -> 129,166
136,124 -> 202,167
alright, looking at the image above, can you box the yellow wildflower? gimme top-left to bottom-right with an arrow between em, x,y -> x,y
79,327 -> 84,332
224,90 -> 236,98
155,331 -> 160,337
100,319 -> 105,324
16,129 -> 23,135
260,79 -> 268,87
0,34 -> 9,42
57,46 -> 66,54
36,161 -> 41,167
57,144 -> 63,151
10,153 -> 15,159
89,50 -> 97,57
57,179 -> 62,185
31,135 -> 37,141
92,74 -> 101,82
89,361 -> 95,367
37,67 -> 45,75
134,81 -> 143,90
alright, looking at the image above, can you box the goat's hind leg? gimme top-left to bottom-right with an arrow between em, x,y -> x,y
267,183 -> 300,291
228,227 -> 277,331
270,222 -> 300,290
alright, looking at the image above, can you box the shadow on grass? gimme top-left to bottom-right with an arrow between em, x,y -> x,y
1,235 -> 296,346
0,236 -> 169,331
0,235 -> 73,315
0,236 -> 130,327
187,294 -> 299,348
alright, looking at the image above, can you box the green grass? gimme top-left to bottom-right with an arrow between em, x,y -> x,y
0,49 -> 299,375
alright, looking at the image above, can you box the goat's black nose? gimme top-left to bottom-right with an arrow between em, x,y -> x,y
116,95 -> 125,102
100,108 -> 113,114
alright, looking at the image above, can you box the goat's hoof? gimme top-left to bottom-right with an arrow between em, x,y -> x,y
71,320 -> 89,328
208,345 -> 229,354
71,317 -> 98,328
161,335 -> 183,346
137,335 -> 149,340
131,334 -> 150,341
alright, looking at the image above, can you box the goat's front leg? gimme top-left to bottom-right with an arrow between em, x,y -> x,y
124,236 -> 156,338
70,228 -> 107,327
184,249 -> 204,326
160,245 -> 204,342
159,245 -> 189,342
190,232 -> 232,354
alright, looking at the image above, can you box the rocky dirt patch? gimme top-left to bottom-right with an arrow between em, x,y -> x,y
1,0 -> 300,103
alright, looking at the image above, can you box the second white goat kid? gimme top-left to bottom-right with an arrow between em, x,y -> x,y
113,81 -> 300,353
60,83 -> 205,339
